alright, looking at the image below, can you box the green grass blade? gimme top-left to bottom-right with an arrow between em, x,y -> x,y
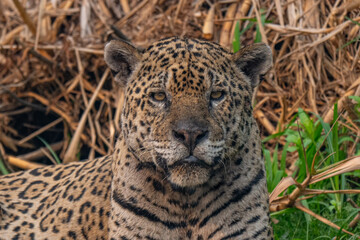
0,154 -> 9,175
37,136 -> 61,164
280,142 -> 289,172
264,148 -> 273,192
232,21 -> 241,53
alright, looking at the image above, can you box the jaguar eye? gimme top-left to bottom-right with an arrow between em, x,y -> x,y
151,92 -> 167,102
210,91 -> 224,101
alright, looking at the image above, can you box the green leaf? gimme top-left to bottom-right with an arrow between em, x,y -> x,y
348,95 -> 360,103
287,146 -> 298,152
298,108 -> 313,137
272,170 -> 284,191
317,115 -> 334,163
332,103 -> 339,162
338,136 -> 354,144
286,134 -> 299,144
239,22 -> 255,37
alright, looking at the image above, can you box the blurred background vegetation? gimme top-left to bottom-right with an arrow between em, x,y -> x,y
0,0 -> 360,238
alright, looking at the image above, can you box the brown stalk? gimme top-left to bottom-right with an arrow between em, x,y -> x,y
274,0 -> 284,26
251,0 -> 268,44
20,92 -> 75,127
95,100 -> 113,153
347,199 -> 360,229
18,118 -> 63,145
295,203 -> 359,238
63,68 -> 110,163
116,0 -> 149,27
120,0 -> 130,14
229,0 -> 252,48
219,3 -> 238,47
75,48 -> 97,161
12,0 -> 36,36
302,189 -> 360,195
202,4 -> 215,40
8,156 -> 46,169
254,109 -> 275,134
34,0 -> 46,50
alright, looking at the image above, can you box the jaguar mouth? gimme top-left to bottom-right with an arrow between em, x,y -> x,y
167,155 -> 211,170
165,155 -> 220,188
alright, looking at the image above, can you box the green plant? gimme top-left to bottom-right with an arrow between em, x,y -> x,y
232,9 -> 269,53
264,143 -> 288,192
264,104 -> 360,238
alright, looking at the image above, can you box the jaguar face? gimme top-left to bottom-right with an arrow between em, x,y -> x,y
105,37 -> 272,188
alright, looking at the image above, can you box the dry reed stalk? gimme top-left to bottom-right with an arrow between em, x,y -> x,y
0,26 -> 24,45
214,16 -> 254,22
202,4 -> 215,40
333,0 -> 360,15
20,92 -> 75,127
0,132 -> 18,152
80,0 -> 92,38
251,0 -> 267,44
323,88 -> 355,123
174,0 -> 186,21
63,68 -> 110,163
347,199 -> 360,229
8,156 -> 46,169
75,48 -> 97,161
12,0 -> 36,35
97,0 -> 112,18
120,0 -> 130,14
50,0 -> 74,41
278,17 -> 360,61
34,0 -> 46,50
18,118 -> 63,145
219,3 -> 237,47
274,0 -> 283,26
116,0 -> 149,27
254,109 -> 275,134
295,203 -> 360,238
229,0 -> 252,47
265,23 -> 334,34
95,101 -> 113,153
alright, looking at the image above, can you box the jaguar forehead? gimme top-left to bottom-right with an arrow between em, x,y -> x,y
139,38 -> 234,95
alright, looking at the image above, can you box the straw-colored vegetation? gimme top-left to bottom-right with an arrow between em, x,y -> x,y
0,0 -> 359,238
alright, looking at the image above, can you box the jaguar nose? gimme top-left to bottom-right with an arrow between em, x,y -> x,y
172,127 -> 209,153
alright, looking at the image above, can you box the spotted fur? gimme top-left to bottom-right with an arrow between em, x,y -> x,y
0,37 -> 273,239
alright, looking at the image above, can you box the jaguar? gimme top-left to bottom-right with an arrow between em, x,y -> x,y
0,37 -> 273,239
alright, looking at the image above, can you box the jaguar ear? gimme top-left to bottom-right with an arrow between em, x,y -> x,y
232,43 -> 272,88
104,40 -> 142,87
